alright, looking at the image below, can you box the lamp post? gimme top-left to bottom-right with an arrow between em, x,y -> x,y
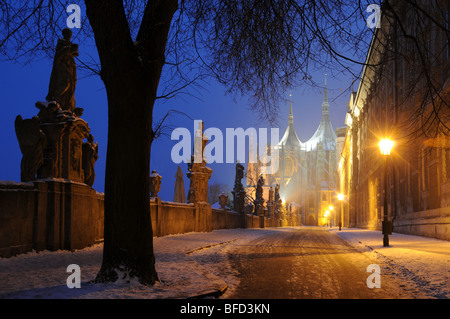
328,205 -> 334,228
379,138 -> 394,247
337,193 -> 344,231
324,210 -> 329,227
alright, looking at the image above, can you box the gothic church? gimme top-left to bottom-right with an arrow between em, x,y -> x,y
246,76 -> 345,225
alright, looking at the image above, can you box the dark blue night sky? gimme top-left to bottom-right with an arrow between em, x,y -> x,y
0,21 -> 354,202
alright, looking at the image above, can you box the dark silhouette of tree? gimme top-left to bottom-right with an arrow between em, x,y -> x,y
0,0 -> 448,285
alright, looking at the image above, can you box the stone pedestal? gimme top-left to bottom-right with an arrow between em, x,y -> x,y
185,121 -> 213,231
254,200 -> 265,216
194,201 -> 212,232
0,179 -> 104,257
33,179 -> 104,251
15,101 -> 98,187
232,189 -> 246,213
266,203 -> 273,217
186,164 -> 212,203
185,166 -> 212,233
38,118 -> 90,182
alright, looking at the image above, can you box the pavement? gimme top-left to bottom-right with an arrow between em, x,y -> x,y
1,226 -> 449,299
330,227 -> 450,299
217,226 -> 450,299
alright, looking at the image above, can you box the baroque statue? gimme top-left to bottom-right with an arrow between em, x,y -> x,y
254,174 -> 265,215
46,28 -> 78,113
234,161 -> 244,190
232,161 -> 246,213
82,134 -> 99,187
15,28 -> 98,186
14,116 -> 47,182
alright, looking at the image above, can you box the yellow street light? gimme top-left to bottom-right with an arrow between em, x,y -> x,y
337,193 -> 344,201
379,138 -> 394,247
329,205 -> 334,211
379,138 -> 394,156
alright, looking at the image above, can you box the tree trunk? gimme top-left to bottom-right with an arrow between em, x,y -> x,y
84,0 -> 178,285
96,84 -> 157,285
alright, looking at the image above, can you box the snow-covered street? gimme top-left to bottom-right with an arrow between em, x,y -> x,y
224,227 -> 450,298
0,226 -> 449,299
333,228 -> 450,298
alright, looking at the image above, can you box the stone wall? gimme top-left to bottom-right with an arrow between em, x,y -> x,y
211,209 -> 242,230
0,179 -> 302,258
392,207 -> 450,241
0,181 -> 35,257
0,179 -> 104,258
150,199 -> 210,236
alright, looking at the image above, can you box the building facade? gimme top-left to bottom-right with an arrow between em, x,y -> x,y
337,0 -> 450,240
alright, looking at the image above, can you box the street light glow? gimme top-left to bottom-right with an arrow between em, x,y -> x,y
379,138 -> 394,156
337,193 -> 344,201
379,138 -> 394,247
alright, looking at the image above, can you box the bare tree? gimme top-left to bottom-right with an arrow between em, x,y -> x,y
0,0 -> 447,285
207,181 -> 231,205
361,0 -> 449,143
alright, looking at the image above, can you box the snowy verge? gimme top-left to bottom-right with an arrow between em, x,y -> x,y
0,229 -> 262,299
331,228 -> 450,299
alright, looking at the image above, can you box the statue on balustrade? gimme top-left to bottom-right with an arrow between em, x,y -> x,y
15,29 -> 98,187
232,161 -> 246,213
46,28 -> 78,113
254,175 -> 265,215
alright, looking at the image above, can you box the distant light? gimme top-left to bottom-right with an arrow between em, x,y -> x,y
324,210 -> 329,217
379,139 -> 394,156
337,193 -> 344,201
329,205 -> 334,211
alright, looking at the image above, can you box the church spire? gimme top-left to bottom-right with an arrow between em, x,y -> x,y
304,72 -> 336,152
288,93 -> 294,125
322,73 -> 329,118
279,92 -> 302,148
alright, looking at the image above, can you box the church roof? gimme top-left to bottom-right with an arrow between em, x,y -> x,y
279,95 -> 303,148
304,75 -> 337,151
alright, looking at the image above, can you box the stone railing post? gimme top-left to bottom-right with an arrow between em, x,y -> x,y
186,121 -> 212,232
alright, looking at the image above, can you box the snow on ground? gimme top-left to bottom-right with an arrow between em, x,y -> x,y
332,228 -> 450,299
0,227 -> 449,299
0,229 -> 263,299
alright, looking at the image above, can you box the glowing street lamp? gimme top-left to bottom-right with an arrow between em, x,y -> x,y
379,138 -> 394,247
379,139 -> 394,155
